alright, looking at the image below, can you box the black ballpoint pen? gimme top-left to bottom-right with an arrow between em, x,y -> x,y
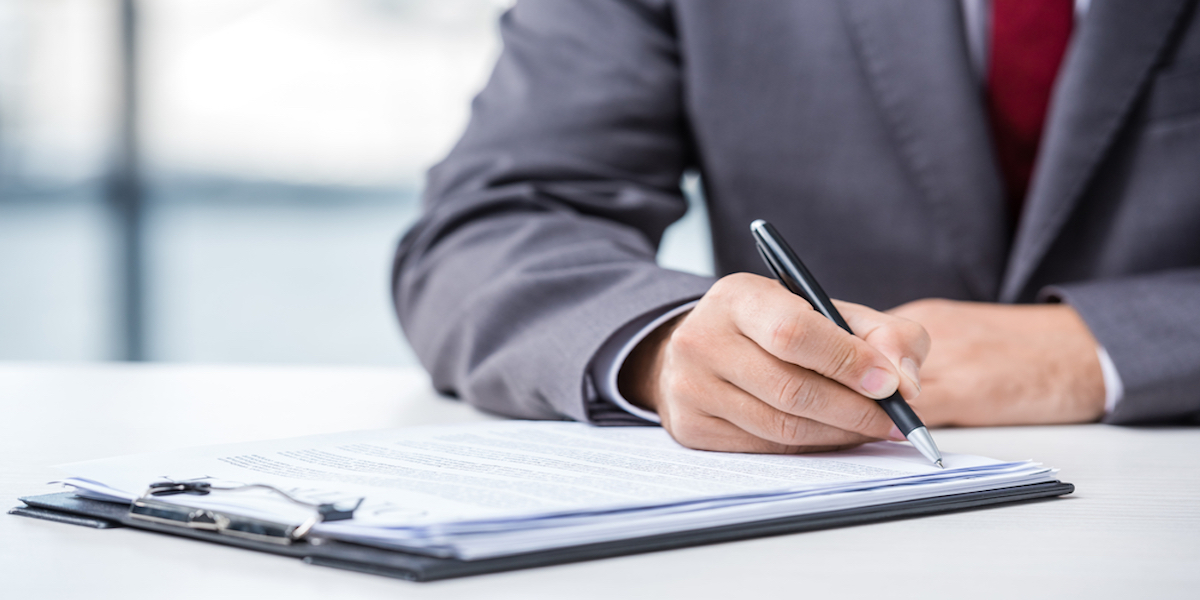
750,219 -> 944,468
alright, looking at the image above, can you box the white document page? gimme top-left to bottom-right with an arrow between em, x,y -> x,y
59,421 -> 1053,558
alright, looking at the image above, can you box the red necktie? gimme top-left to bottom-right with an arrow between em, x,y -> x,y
987,0 -> 1074,216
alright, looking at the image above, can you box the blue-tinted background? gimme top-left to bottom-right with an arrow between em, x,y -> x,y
0,0 -> 712,365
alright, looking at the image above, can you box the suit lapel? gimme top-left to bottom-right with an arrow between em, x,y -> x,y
999,0 -> 1192,301
842,0 -> 1008,301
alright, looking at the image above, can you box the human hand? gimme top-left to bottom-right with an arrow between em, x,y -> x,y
618,273 -> 928,453
887,299 -> 1106,427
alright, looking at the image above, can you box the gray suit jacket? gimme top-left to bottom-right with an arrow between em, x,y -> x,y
394,0 -> 1200,425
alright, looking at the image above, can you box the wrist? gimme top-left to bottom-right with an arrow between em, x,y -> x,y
618,312 -> 687,413
1052,304 -> 1107,421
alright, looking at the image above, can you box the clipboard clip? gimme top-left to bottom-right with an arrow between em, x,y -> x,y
129,480 -> 364,545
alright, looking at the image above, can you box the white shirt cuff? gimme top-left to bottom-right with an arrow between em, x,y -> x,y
591,300 -> 700,424
1096,344 -> 1124,414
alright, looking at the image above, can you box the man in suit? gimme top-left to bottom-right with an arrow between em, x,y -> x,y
393,0 -> 1200,452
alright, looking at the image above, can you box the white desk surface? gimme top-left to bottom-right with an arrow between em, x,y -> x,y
3,362 -> 1198,599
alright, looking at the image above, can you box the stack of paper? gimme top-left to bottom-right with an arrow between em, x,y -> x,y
59,421 -> 1055,560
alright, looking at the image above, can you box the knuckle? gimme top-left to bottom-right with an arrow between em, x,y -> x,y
768,314 -> 809,357
669,324 -> 706,362
825,339 -> 864,381
774,412 -> 809,444
772,370 -> 820,415
709,273 -> 748,301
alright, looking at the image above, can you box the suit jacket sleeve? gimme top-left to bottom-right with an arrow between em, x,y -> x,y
1043,270 -> 1200,424
392,0 -> 713,423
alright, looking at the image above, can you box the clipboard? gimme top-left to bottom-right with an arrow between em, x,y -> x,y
10,480 -> 1074,582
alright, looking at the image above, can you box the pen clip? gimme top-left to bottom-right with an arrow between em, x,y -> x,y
752,221 -> 810,302
750,219 -> 852,332
754,240 -> 790,290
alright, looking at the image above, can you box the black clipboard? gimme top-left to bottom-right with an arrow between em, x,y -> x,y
10,480 -> 1073,582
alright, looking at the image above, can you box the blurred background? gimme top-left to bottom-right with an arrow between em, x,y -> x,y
0,0 -> 712,366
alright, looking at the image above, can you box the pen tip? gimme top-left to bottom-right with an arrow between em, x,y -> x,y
935,459 -> 944,469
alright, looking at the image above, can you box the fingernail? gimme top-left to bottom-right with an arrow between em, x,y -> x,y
860,367 -> 899,399
901,357 -> 922,395
888,425 -> 907,441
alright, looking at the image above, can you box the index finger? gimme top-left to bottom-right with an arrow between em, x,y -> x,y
727,277 -> 903,400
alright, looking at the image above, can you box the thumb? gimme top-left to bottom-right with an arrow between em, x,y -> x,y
834,300 -> 929,400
